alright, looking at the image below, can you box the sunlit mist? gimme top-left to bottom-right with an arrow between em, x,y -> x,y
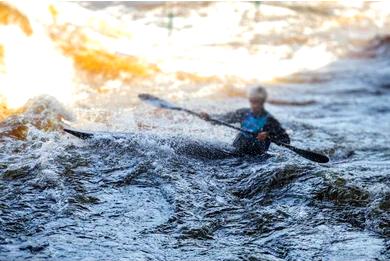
0,0 -> 389,114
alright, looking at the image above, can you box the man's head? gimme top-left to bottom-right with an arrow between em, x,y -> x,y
247,86 -> 267,114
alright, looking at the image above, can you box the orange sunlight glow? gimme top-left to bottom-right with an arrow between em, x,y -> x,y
0,2 -> 32,35
47,5 -> 160,84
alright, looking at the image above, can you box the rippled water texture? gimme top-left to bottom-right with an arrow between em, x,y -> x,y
0,2 -> 389,260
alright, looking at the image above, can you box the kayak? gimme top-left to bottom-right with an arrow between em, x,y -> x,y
63,127 -> 271,161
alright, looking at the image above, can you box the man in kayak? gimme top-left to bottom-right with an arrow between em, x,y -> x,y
200,86 -> 290,156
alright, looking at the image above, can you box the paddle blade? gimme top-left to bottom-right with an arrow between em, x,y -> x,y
138,93 -> 180,110
64,128 -> 94,140
288,145 -> 329,163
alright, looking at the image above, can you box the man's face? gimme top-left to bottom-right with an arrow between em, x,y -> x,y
249,97 -> 265,114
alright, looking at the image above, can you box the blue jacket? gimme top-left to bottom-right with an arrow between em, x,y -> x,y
215,108 -> 290,155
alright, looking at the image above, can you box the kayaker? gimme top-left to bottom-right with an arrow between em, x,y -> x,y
200,86 -> 290,155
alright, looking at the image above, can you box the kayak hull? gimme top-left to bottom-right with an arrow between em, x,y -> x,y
63,128 -> 271,161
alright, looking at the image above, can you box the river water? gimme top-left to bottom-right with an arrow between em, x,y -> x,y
0,1 -> 389,260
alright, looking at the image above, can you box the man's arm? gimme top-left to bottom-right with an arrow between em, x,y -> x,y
212,108 -> 249,124
264,116 -> 290,144
200,108 -> 249,124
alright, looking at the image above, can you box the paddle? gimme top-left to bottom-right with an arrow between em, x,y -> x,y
138,94 -> 329,163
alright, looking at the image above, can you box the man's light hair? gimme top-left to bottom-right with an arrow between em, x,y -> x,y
247,86 -> 267,101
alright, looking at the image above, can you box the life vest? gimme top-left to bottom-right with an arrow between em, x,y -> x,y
232,111 -> 270,155
241,112 -> 269,135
